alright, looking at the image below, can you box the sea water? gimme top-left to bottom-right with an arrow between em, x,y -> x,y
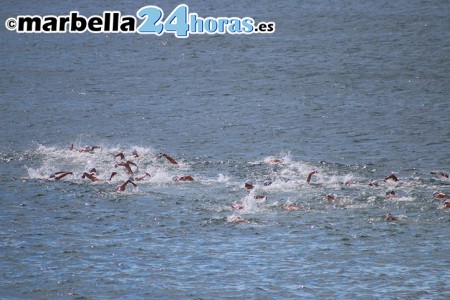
1,0 -> 449,299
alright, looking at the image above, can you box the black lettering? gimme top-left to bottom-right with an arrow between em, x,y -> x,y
258,23 -> 267,32
59,16 -> 70,32
70,12 -> 87,32
256,22 -> 275,33
18,16 -> 41,32
42,16 -> 57,32
112,12 -> 120,31
120,17 -> 136,32
88,16 -> 102,32
104,12 -> 110,31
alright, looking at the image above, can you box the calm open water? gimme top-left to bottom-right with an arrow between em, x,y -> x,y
1,0 -> 449,299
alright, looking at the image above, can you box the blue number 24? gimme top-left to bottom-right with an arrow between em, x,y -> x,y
136,6 -> 164,35
137,5 -> 189,37
164,4 -> 189,38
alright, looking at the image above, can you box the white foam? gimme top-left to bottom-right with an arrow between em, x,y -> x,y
217,173 -> 230,183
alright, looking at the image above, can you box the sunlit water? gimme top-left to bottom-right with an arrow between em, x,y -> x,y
1,0 -> 449,299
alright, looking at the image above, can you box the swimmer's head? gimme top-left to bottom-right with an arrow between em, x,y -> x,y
433,191 -> 448,199
325,194 -> 335,201
385,213 -> 397,221
263,180 -> 272,186
369,180 -> 380,187
244,180 -> 254,189
385,190 -> 396,197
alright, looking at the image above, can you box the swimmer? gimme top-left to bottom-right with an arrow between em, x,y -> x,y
325,194 -> 335,202
369,180 -> 381,187
267,157 -> 283,164
50,171 -> 73,181
443,201 -> 450,209
157,153 -> 178,165
82,172 -> 100,182
114,152 -> 125,160
385,213 -> 398,221
284,204 -> 301,211
70,144 -> 100,153
231,203 -> 244,210
244,180 -> 254,190
77,148 -> 94,153
263,179 -> 273,186
109,171 -> 118,181
132,149 -> 140,158
116,179 -> 137,192
307,170 -> 318,185
384,173 -> 399,182
135,172 -> 151,181
433,192 -> 449,199
231,194 -> 266,210
228,215 -> 245,223
385,190 -> 396,198
175,175 -> 194,182
430,171 -> 449,179
115,160 -> 138,174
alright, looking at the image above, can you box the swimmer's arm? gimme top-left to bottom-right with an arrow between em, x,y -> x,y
430,171 -> 449,178
306,170 -> 318,184
127,161 -> 138,167
384,174 -> 399,182
109,172 -> 117,181
135,173 -> 151,181
159,153 -> 178,165
54,172 -> 73,181
124,179 -> 137,188
82,172 -> 99,182
114,152 -> 125,160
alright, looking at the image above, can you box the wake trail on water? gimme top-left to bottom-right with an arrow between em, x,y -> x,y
20,144 -> 450,224
26,144 -> 187,186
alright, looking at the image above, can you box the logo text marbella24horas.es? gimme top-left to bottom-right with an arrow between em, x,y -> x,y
5,4 -> 275,37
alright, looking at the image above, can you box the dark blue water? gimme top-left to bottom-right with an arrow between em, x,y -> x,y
1,0 -> 449,299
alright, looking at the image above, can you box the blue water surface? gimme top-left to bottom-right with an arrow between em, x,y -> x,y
1,0 -> 449,299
